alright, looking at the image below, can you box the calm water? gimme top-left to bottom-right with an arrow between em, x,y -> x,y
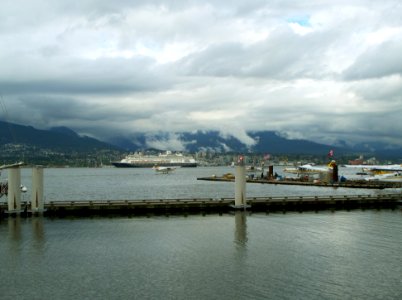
3,166 -> 398,202
1,167 -> 402,299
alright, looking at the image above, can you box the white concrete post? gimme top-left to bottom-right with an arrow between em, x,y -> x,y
7,167 -> 21,212
235,157 -> 246,207
31,166 -> 44,211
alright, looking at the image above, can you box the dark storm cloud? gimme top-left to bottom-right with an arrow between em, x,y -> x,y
179,28 -> 333,79
0,56 -> 171,96
343,40 -> 402,80
1,79 -> 144,95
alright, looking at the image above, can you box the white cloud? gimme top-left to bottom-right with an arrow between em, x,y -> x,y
144,133 -> 190,151
1,0 -> 402,147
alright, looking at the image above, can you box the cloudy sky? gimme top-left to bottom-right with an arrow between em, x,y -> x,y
1,0 -> 402,148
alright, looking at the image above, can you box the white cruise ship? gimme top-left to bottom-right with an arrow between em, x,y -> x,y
112,151 -> 197,168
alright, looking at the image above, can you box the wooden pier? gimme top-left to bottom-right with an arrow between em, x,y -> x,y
1,193 -> 401,217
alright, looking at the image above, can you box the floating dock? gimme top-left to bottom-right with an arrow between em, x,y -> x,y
197,176 -> 402,189
1,193 -> 401,217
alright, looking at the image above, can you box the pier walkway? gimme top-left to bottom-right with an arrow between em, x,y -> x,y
1,193 -> 401,217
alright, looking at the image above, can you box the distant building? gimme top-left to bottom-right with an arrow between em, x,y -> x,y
348,155 -> 364,165
348,155 -> 378,165
365,157 -> 378,165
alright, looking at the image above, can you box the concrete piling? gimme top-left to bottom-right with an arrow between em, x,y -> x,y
234,156 -> 247,208
7,167 -> 22,213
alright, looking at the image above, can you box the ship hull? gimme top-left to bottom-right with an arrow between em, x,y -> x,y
112,162 -> 197,168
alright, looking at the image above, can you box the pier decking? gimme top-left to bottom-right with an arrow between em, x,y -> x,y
1,193 -> 401,217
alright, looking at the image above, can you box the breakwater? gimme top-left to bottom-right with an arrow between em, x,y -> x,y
1,193 -> 400,217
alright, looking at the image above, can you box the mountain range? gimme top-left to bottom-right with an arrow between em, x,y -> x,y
0,121 -> 118,152
109,131 -> 402,160
0,121 -> 401,160
109,131 -> 339,155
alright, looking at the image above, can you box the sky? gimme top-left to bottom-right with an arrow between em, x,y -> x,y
1,0 -> 402,149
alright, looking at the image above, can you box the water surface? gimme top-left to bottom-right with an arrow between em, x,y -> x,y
4,166 -> 397,202
1,167 -> 401,299
1,210 -> 401,299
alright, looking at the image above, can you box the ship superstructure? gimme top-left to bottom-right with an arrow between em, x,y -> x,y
112,151 -> 197,168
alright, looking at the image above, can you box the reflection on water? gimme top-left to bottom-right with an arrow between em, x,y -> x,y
1,166 -> 402,299
31,217 -> 45,253
8,217 -> 22,243
5,217 -> 22,277
234,211 -> 248,247
0,211 -> 402,299
233,210 -> 249,287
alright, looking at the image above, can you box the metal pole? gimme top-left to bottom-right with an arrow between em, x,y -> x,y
31,166 -> 44,212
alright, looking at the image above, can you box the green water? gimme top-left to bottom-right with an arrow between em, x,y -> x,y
1,210 -> 402,299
